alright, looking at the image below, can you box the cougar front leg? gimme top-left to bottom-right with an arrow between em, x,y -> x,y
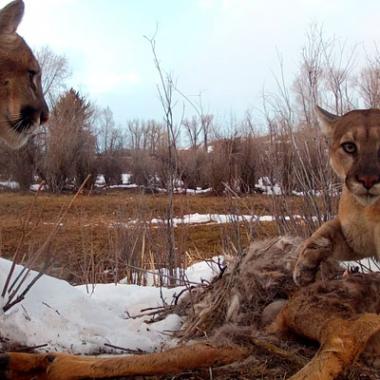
293,218 -> 353,286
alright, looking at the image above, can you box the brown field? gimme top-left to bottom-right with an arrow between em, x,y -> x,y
0,191 -> 304,284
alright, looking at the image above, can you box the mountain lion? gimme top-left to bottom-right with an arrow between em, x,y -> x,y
294,106 -> 380,286
0,0 -> 48,149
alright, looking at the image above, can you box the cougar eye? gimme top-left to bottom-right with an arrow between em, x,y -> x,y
341,142 -> 357,154
27,69 -> 38,91
28,69 -> 37,79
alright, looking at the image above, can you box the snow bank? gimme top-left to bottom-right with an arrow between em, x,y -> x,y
117,257 -> 223,287
0,260 -> 182,354
0,257 -> 221,354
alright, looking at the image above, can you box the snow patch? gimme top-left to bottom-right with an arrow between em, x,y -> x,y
0,258 -> 189,354
256,177 -> 282,195
0,180 -> 19,190
122,173 -> 132,184
343,258 -> 380,273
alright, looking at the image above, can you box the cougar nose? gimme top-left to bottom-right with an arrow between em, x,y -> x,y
40,109 -> 49,124
40,101 -> 49,124
356,174 -> 380,190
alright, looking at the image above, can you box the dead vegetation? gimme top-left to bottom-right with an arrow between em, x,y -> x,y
2,236 -> 380,380
0,191 -> 297,283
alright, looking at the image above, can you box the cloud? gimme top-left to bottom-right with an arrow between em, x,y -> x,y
6,0 -> 380,124
82,70 -> 141,95
198,0 -> 216,10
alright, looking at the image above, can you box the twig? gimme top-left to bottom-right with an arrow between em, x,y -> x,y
103,343 -> 145,355
140,305 -> 168,313
126,306 -> 175,321
125,263 -> 203,286
1,182 -> 44,298
2,176 -> 91,313
174,286 -> 196,306
3,272 -> 44,312
250,337 -> 307,368
14,343 -> 48,352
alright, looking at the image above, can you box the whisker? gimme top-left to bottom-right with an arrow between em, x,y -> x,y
13,120 -> 23,131
0,116 -> 23,124
0,119 -> 19,125
7,116 -> 23,122
7,113 -> 22,119
0,115 -> 36,131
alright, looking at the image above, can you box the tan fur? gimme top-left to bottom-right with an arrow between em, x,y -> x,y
3,237 -> 380,378
0,0 -> 48,149
0,344 -> 249,380
294,106 -> 380,285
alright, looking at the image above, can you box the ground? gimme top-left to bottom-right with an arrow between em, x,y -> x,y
0,191 -> 304,283
2,190 -> 379,379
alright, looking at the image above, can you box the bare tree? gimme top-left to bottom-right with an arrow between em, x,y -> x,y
358,56 -> 380,108
96,107 -> 123,186
293,24 -> 324,126
145,33 -> 181,285
96,107 -> 117,153
146,120 -> 164,155
200,114 -> 213,152
182,116 -> 201,150
322,39 -> 357,114
127,120 -> 143,151
36,46 -> 71,107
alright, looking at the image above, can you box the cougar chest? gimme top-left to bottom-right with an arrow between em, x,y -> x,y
339,193 -> 380,259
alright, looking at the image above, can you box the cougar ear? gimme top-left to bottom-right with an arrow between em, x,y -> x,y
315,105 -> 338,139
0,0 -> 24,34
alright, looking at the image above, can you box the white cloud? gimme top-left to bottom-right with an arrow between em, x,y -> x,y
83,70 -> 141,95
3,0 -> 380,123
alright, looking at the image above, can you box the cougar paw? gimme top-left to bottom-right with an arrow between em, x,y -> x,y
293,261 -> 318,286
293,237 -> 331,286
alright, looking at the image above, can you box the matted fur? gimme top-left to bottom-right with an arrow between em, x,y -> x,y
179,236 -> 340,339
173,237 -> 380,379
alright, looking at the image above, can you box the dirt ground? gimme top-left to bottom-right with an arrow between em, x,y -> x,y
0,190 -> 303,284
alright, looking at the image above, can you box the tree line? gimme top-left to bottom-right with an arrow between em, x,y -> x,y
2,26 -> 380,196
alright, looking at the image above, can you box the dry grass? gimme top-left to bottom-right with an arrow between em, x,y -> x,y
0,191 -> 302,283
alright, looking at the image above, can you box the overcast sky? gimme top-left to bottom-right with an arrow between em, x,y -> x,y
9,0 -> 380,125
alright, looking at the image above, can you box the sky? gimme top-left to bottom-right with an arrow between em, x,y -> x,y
7,0 -> 380,126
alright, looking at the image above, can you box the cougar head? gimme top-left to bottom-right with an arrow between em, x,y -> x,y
317,106 -> 380,206
0,0 -> 49,149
